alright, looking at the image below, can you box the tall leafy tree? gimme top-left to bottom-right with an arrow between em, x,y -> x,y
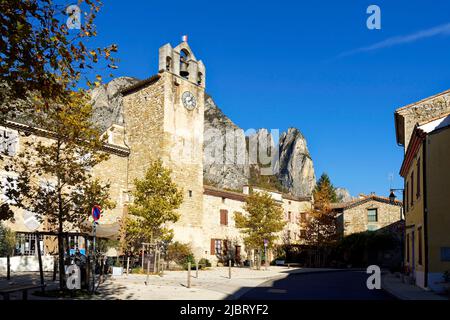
235,191 -> 285,268
3,91 -> 115,290
0,0 -> 118,122
304,173 -> 339,266
124,160 -> 183,252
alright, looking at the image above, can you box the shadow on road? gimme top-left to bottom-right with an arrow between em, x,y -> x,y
226,270 -> 396,300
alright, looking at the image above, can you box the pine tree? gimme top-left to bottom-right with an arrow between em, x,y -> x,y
314,173 -> 338,204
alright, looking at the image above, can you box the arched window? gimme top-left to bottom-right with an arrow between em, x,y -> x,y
197,72 -> 203,85
166,56 -> 172,71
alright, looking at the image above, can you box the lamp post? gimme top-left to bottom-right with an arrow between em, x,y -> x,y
389,188 -> 404,221
389,188 -> 405,273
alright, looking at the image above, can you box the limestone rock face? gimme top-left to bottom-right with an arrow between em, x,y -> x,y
275,128 -> 316,197
204,96 -> 317,197
91,76 -> 140,132
203,95 -> 249,190
336,187 -> 353,203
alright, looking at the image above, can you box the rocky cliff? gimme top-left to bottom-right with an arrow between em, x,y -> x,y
335,187 -> 353,203
275,128 -> 316,197
91,76 -> 140,132
204,97 -> 316,197
203,95 -> 249,190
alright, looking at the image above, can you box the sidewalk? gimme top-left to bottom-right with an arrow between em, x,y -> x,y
382,272 -> 448,300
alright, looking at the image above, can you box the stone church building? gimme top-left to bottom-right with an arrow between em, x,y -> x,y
1,41 -> 311,266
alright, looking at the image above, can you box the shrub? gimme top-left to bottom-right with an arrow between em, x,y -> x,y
198,258 -> 211,268
166,241 -> 195,269
182,254 -> 196,270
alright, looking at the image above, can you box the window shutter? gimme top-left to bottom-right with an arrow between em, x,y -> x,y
210,239 -> 215,255
220,209 -> 228,225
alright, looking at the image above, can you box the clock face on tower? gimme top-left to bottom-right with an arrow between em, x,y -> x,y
182,91 -> 197,110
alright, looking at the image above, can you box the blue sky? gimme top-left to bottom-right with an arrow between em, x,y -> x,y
87,0 -> 450,198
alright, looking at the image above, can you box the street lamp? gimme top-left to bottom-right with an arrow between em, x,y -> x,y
389,188 -> 404,220
389,191 -> 396,203
389,188 -> 405,274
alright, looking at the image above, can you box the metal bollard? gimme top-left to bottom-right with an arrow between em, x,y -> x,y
196,261 -> 199,278
187,262 -> 191,288
228,260 -> 231,279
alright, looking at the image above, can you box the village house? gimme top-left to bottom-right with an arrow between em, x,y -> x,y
395,90 -> 450,292
331,193 -> 403,237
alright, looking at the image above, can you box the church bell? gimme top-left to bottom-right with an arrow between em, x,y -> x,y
180,59 -> 189,78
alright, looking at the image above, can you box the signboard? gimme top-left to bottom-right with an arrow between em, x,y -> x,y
92,205 -> 102,221
23,210 -> 41,231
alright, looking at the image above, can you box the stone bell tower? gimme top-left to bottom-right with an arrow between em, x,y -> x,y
122,40 -> 207,258
158,41 -> 206,88
157,40 -> 206,255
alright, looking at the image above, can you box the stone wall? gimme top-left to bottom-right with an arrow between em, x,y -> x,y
91,151 -> 128,225
396,90 -> 450,151
343,199 -> 402,236
202,191 -> 248,264
280,197 -> 312,244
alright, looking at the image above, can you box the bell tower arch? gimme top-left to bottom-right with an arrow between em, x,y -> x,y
158,41 -> 206,88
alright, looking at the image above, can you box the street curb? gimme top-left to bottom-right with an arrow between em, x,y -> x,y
381,274 -> 408,300
381,273 -> 448,300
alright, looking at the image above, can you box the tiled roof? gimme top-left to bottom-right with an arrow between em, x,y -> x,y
120,74 -> 161,96
2,120 -> 130,157
203,185 -> 246,202
203,185 -> 312,203
331,194 -> 402,210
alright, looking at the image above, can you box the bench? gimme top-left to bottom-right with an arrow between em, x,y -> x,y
0,283 -> 46,300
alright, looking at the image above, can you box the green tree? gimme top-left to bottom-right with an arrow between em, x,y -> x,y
124,160 -> 183,252
0,0 -> 118,123
0,223 -> 15,257
304,176 -> 339,266
235,192 -> 285,268
3,91 -> 115,290
314,173 -> 338,204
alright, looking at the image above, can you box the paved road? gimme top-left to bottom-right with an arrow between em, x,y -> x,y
239,270 -> 395,300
